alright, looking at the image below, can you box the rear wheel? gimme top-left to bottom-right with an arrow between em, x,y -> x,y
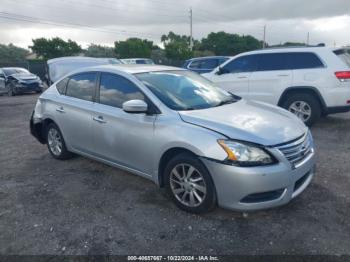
164,153 -> 216,213
46,123 -> 73,160
281,93 -> 321,126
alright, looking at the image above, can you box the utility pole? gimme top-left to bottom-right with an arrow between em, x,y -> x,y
262,25 -> 266,49
189,7 -> 193,50
307,32 -> 310,46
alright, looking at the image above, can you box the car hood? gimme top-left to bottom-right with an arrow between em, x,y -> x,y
11,73 -> 38,81
179,99 -> 307,146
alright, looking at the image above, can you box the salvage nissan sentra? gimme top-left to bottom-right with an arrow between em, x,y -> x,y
30,64 -> 315,213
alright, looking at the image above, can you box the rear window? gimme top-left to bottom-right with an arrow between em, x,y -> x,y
334,49 -> 350,67
287,52 -> 324,69
66,72 -> 97,102
256,53 -> 288,71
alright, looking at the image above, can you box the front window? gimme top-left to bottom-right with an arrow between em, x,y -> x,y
222,55 -> 257,73
99,73 -> 145,108
135,70 -> 237,111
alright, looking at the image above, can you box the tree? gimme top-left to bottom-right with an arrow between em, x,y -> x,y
0,44 -> 29,62
161,31 -> 193,61
114,38 -> 154,58
30,37 -> 82,60
84,44 -> 116,57
200,31 -> 261,56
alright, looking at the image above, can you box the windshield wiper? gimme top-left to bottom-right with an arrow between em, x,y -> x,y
180,107 -> 196,111
215,99 -> 237,107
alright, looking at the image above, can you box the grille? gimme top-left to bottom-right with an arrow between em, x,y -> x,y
275,132 -> 313,168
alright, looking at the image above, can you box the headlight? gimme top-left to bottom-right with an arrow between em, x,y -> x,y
218,140 -> 275,166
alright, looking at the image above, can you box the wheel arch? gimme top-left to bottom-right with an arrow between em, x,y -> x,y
277,86 -> 327,113
157,147 -> 199,188
31,117 -> 57,144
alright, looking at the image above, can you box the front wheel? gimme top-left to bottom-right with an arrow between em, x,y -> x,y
7,83 -> 15,96
46,123 -> 73,160
164,153 -> 217,213
281,93 -> 321,126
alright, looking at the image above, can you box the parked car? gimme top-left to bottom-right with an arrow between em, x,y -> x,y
183,56 -> 230,74
0,67 -> 44,96
203,47 -> 350,126
30,64 -> 315,213
46,56 -> 122,85
121,58 -> 155,65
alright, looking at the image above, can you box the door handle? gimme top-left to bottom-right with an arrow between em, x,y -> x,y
56,106 -> 65,113
277,74 -> 290,77
237,76 -> 248,79
93,116 -> 107,123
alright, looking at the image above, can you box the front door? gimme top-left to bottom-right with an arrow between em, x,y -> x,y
208,55 -> 257,98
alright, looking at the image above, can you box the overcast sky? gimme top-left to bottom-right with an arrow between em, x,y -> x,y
0,0 -> 349,49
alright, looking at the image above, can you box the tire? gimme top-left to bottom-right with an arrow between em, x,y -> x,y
164,152 -> 217,214
281,93 -> 321,126
46,123 -> 73,160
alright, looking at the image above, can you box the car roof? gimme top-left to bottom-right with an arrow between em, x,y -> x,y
238,46 -> 333,56
186,56 -> 230,62
72,64 -> 183,75
47,56 -> 120,65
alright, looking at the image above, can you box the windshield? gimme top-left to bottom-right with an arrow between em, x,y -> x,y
135,70 -> 238,110
3,68 -> 29,75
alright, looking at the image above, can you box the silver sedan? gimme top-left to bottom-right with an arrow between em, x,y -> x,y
30,65 -> 315,213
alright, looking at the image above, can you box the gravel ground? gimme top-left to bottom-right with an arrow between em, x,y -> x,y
0,94 -> 349,255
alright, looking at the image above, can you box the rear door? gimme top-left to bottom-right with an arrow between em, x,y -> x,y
249,53 -> 292,105
92,72 -> 156,175
54,72 -> 97,154
208,55 -> 257,98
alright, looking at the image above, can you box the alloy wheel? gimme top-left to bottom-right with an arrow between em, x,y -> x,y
47,128 -> 63,156
169,163 -> 207,207
288,101 -> 312,122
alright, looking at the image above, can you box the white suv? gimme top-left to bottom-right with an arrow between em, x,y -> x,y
203,47 -> 350,126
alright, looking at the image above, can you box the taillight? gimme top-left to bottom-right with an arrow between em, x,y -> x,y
335,71 -> 350,81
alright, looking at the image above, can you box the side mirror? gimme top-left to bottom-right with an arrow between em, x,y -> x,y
122,99 -> 148,114
216,67 -> 228,75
